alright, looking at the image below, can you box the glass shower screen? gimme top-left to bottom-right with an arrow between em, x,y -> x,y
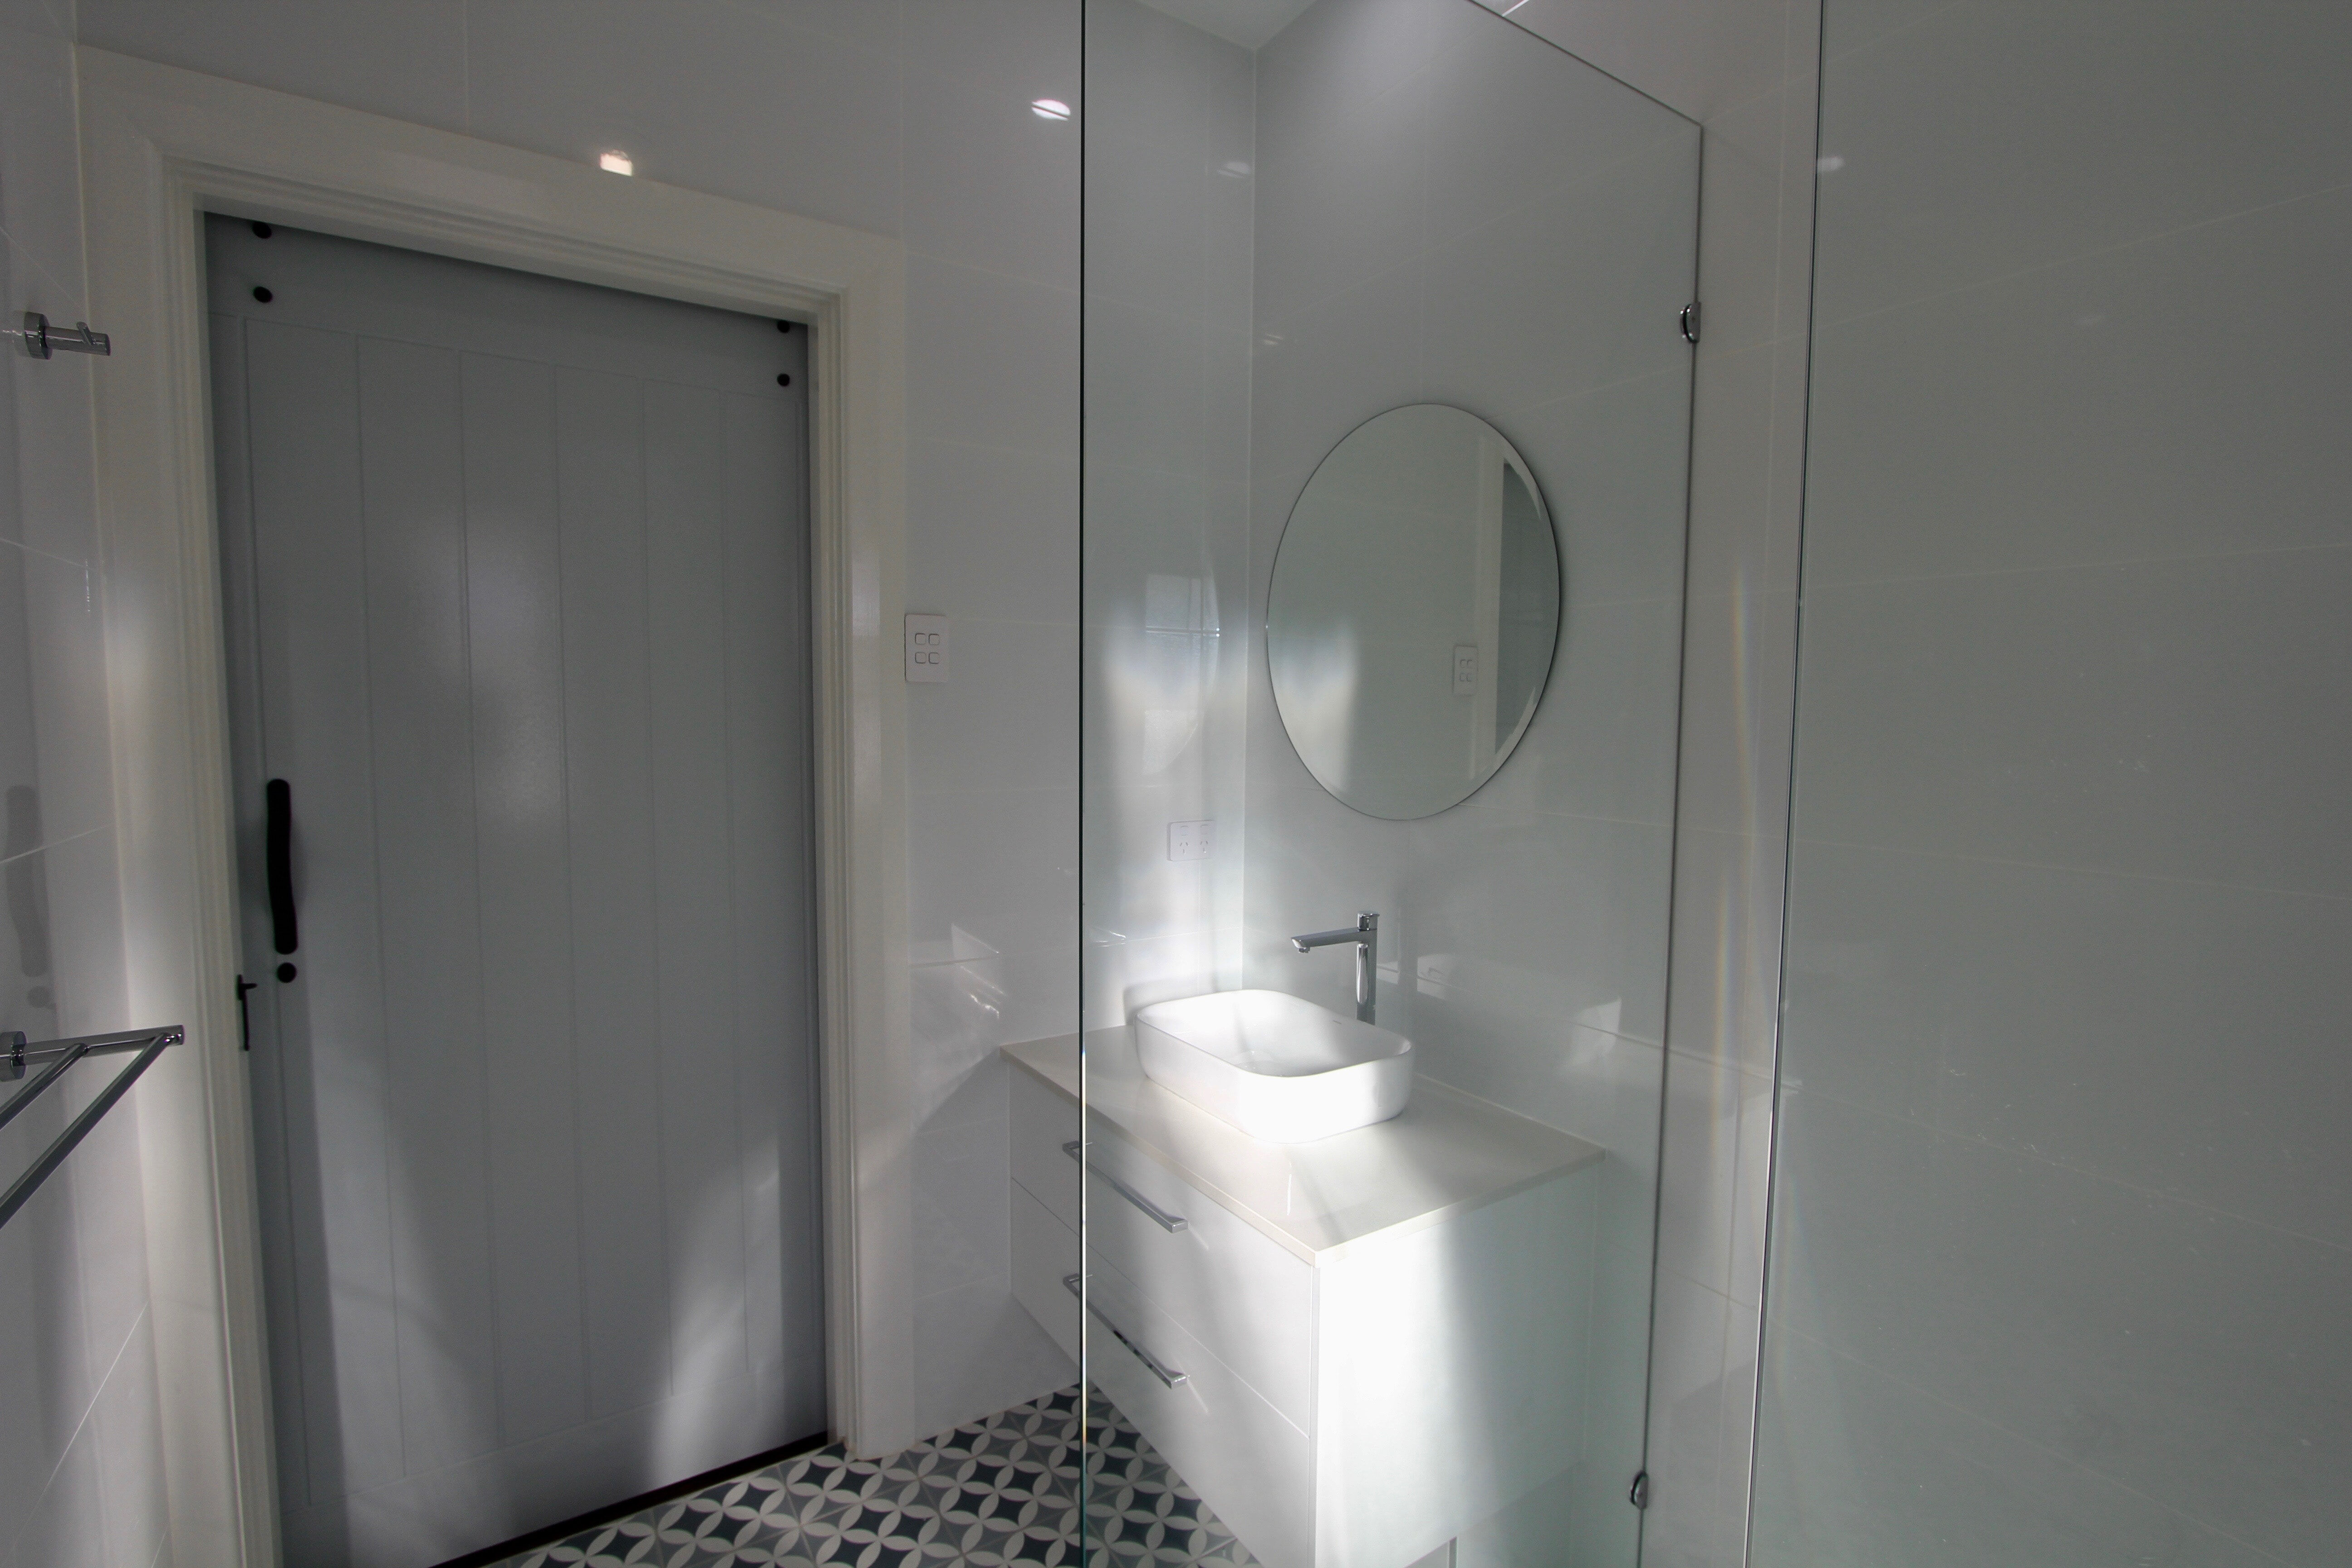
1062,2 -> 1700,1564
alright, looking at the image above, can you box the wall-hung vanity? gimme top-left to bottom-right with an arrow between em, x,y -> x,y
1006,1020 -> 1602,1568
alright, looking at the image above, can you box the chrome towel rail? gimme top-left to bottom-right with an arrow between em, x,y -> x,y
0,1025 -> 183,1231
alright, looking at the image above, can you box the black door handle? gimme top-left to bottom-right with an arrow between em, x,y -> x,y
266,778 -> 298,955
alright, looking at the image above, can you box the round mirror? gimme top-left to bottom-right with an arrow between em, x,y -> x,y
1267,405 -> 1562,819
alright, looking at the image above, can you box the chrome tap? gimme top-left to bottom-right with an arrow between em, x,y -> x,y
1292,911 -> 1378,1025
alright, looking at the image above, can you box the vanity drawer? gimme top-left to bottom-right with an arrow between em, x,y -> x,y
1083,1248 -> 1312,1568
1009,1066 -> 1083,1232
1083,1132 -> 1315,1426
1009,1180 -> 1081,1364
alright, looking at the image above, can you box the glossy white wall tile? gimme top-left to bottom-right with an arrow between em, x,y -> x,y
1809,0 -> 2352,321
1244,6 -> 1696,1560
1752,0 -> 2352,1561
0,7 -> 171,1565
1083,0 -> 1257,1035
1477,0 -> 1800,122
77,0 -> 471,130
466,0 -> 906,235
1477,0 -> 1823,1560
1783,842 -> 2352,1250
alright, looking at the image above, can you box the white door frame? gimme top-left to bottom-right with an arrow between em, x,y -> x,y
78,48 -> 916,1567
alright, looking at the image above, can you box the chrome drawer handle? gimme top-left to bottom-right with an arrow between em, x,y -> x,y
1064,1273 -> 1187,1389
1064,1140 -> 1187,1232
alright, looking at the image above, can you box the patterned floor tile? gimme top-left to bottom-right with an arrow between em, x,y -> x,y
499,1387 -> 1257,1568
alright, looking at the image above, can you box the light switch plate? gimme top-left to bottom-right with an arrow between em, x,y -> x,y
906,614 -> 949,682
1167,820 -> 1213,862
1452,644 -> 1478,696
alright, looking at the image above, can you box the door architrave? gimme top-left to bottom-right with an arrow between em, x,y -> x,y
78,49 -> 915,1565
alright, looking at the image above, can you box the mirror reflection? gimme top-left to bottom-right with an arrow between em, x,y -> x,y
1267,404 -> 1562,819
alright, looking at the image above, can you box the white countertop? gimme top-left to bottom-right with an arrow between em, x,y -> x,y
1005,1028 -> 1604,1265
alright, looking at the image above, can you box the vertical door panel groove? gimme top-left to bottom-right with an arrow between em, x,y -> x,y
207,216 -> 819,1568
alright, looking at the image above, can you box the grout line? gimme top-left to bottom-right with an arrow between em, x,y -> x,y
1252,128 -> 1697,339
921,614 -> 1084,631
1785,831 -> 2352,908
1784,1085 -> 2352,1260
1813,175 -> 2352,336
1815,0 -> 1971,69
908,248 -> 1081,300
913,433 -> 1079,468
1757,1319 -> 2304,1568
1801,537 -> 2352,596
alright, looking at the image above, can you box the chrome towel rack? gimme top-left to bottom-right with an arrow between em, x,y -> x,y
0,1025 -> 183,1231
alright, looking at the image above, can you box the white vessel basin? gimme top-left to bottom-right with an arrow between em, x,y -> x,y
1132,989 -> 1413,1144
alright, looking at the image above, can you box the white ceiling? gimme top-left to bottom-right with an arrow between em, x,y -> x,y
1135,0 -> 1318,49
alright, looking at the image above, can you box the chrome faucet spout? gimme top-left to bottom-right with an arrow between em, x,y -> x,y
1289,911 -> 1379,1024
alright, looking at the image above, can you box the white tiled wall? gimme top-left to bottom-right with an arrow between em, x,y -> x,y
1748,1 -> 2352,1562
1083,2 -> 1814,1560
74,0 -> 1088,1449
0,2 -> 172,1565
1240,4 -> 1697,1563
1465,3 -> 1823,1563
1080,0 -> 1257,1034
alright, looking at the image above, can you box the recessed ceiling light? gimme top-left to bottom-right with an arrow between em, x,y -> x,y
599,151 -> 634,176
1031,98 -> 1072,122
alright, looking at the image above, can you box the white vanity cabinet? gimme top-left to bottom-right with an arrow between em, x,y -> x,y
1006,1034 -> 1604,1568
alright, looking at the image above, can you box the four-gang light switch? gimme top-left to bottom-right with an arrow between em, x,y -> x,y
906,614 -> 949,682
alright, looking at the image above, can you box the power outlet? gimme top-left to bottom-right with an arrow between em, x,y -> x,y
906,614 -> 949,682
1167,820 -> 1213,862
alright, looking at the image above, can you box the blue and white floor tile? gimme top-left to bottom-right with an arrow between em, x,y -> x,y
500,1386 -> 1257,1568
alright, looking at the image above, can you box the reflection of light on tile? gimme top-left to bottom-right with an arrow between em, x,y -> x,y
1218,160 -> 1252,178
1416,952 -> 1459,999
1031,98 -> 1072,121
911,924 -> 1003,968
598,150 -> 633,175
1144,572 -> 1219,633
1142,708 -> 1201,774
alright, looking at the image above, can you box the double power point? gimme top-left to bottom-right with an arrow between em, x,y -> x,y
1167,820 -> 1213,862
